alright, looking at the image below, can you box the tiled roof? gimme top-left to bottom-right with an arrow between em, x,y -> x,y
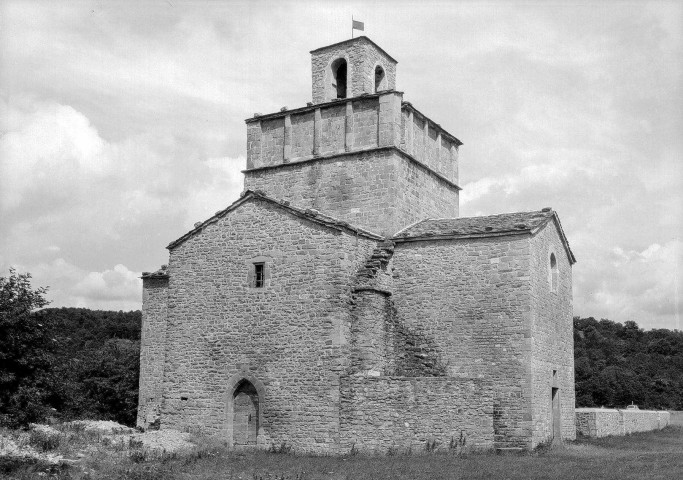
393,209 -> 576,264
141,265 -> 169,279
309,36 -> 398,64
394,210 -> 553,239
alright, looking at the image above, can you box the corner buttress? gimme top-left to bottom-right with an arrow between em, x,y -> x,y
137,266 -> 169,430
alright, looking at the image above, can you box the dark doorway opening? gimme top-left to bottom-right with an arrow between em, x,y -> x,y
375,65 -> 385,92
233,380 -> 259,445
332,59 -> 347,99
551,387 -> 561,443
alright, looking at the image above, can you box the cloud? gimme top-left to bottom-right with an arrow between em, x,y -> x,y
0,99 -> 107,210
0,1 -> 680,329
183,156 -> 245,228
26,259 -> 142,311
575,240 -> 682,330
73,264 -> 142,304
0,97 -> 244,286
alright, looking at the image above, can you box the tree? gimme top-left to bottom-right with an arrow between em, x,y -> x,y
0,269 -> 51,427
574,316 -> 683,410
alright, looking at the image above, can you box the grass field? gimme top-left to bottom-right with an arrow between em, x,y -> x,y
2,423 -> 682,480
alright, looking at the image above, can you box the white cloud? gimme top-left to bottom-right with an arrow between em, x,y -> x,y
0,100 -> 107,209
575,240 -> 682,330
183,156 -> 245,229
7,258 -> 141,311
0,2 -> 680,327
73,264 -> 142,304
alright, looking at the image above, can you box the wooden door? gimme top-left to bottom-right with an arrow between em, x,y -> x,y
233,381 -> 259,445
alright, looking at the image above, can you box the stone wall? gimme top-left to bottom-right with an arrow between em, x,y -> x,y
259,117 -> 285,167
246,93 -> 395,169
391,235 -> 534,448
349,290 -> 393,376
351,98 -> 379,149
291,111 -> 314,159
339,376 -> 494,454
245,94 -> 460,188
575,408 -> 671,437
137,276 -> 169,429
401,107 -> 459,185
311,37 -> 397,104
159,196 -> 378,452
244,149 -> 459,237
529,221 -> 576,446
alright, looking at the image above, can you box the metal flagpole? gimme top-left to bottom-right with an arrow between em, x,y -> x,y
352,15 -> 354,39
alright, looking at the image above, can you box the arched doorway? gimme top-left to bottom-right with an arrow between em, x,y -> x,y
227,374 -> 265,447
233,379 -> 259,445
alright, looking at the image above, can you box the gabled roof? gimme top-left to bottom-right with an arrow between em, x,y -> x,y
393,208 -> 576,264
309,36 -> 398,64
166,190 -> 384,250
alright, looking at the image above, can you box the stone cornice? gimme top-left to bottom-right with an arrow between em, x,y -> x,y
242,145 -> 462,191
244,91 -> 402,124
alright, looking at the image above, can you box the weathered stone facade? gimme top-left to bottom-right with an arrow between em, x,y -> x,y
138,36 -> 577,453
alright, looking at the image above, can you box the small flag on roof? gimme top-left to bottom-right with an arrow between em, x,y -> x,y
352,19 -> 364,31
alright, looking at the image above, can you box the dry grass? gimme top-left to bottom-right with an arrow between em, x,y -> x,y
2,424 -> 681,480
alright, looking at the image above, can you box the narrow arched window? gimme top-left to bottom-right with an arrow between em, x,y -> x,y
549,253 -> 558,292
331,58 -> 347,99
375,65 -> 385,93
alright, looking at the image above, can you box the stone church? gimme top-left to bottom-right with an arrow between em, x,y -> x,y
137,36 -> 577,453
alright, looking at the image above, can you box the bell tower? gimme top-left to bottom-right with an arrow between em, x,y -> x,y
310,36 -> 397,103
243,37 -> 462,236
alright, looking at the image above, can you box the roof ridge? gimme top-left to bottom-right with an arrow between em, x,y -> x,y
392,209 -> 556,240
167,190 -> 384,250
393,217 -> 433,237
447,209 -> 551,221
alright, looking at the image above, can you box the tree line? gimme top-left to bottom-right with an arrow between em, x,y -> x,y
1,270 -> 140,427
1,269 -> 681,429
574,316 -> 683,410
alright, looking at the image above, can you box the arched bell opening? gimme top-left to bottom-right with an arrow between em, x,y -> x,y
374,65 -> 386,92
331,58 -> 348,99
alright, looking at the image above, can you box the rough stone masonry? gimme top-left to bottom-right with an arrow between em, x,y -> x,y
138,36 -> 577,454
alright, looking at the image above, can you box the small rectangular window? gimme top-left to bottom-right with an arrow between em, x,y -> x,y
254,263 -> 265,288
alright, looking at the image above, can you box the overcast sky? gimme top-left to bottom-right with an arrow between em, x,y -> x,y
1,0 -> 681,330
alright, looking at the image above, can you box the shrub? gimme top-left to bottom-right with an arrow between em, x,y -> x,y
425,439 -> 439,453
27,429 -> 60,452
269,441 -> 293,454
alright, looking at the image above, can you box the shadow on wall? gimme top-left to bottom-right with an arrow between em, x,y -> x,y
386,302 -> 448,377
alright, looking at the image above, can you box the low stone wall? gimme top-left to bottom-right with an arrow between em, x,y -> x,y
339,376 -> 494,454
575,408 -> 671,437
